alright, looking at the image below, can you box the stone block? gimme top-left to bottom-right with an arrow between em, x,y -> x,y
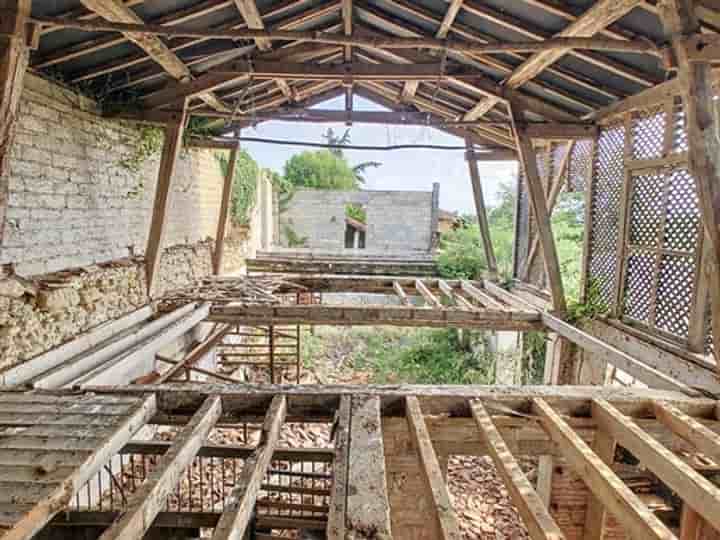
37,287 -> 81,312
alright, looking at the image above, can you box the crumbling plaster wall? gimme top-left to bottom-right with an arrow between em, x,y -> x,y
279,188 -> 435,253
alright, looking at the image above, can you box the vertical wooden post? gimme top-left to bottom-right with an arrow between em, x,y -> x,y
214,144 -> 240,275
465,138 -> 498,278
659,0 -> 720,366
0,0 -> 31,242
269,325 -> 275,384
145,106 -> 188,297
509,105 -> 567,312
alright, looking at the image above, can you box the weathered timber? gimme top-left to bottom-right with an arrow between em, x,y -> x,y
347,395 -> 392,538
97,396 -> 222,540
466,138 -> 498,277
327,395 -> 350,540
213,145 -> 239,275
212,395 -> 286,540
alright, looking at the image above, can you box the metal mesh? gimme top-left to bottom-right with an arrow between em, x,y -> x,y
663,168 -> 701,252
631,105 -> 667,160
567,140 -> 593,192
587,122 -> 626,308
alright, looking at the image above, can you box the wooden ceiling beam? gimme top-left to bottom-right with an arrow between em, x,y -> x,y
465,0 -> 645,121
354,3 -> 602,115
33,0 -> 231,70
460,0 -> 658,88
77,0 -> 230,113
351,27 -> 577,122
67,1 -> 338,90
401,0 -> 463,103
33,14 -> 660,57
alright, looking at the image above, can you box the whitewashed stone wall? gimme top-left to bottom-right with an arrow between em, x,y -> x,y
0,74 -> 225,276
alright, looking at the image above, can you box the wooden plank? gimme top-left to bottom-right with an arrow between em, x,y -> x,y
581,428 -> 617,540
653,401 -> 720,463
471,400 -> 564,540
157,323 -> 233,383
466,138 -> 498,277
415,279 -> 443,308
347,395 -> 392,539
2,395 -> 157,540
593,398 -> 720,533
406,396 -> 461,540
327,396 -> 351,540
463,0 -> 644,120
393,281 -> 410,305
145,110 -> 188,297
541,312 -> 698,394
98,395 -> 222,540
211,395 -> 287,540
510,105 -> 566,311
77,0 -> 228,112
531,398 -> 675,540
460,280 -> 506,310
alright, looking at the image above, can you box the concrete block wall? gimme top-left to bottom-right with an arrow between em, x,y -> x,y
0,74 -> 225,277
279,188 -> 434,253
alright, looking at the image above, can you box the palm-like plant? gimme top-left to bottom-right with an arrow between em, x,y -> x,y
322,128 -> 381,184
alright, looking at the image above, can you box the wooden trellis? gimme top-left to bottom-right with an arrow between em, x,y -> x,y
583,97 -> 707,354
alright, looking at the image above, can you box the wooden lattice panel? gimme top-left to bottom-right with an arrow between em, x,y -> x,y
631,105 -> 667,160
622,167 -> 701,341
568,139 -> 593,192
672,99 -> 689,154
587,122 -> 626,308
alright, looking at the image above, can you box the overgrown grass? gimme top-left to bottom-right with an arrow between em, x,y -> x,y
300,324 -> 505,385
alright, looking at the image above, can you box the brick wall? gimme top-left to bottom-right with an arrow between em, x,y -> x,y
0,74 -> 225,277
279,188 -> 434,253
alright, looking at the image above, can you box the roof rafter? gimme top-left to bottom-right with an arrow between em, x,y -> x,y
464,0 -> 645,120
77,0 -> 230,112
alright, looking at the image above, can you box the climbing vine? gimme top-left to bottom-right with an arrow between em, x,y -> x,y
216,149 -> 260,227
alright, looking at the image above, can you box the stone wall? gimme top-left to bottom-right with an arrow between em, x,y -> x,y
279,188 -> 436,253
0,74 -> 226,277
0,75 -> 275,372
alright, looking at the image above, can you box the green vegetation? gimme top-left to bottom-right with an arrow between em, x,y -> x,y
345,203 -> 367,224
283,225 -> 309,247
119,125 -> 164,175
216,150 -> 260,227
301,326 -> 496,385
437,182 -> 585,301
283,150 -> 361,190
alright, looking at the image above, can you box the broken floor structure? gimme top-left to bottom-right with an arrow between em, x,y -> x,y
1,0 -> 720,539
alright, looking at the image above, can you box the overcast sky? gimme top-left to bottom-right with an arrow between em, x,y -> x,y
239,96 -> 518,215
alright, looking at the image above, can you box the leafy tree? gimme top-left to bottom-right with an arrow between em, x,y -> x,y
283,149 -> 360,190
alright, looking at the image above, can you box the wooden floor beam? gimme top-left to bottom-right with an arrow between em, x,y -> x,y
406,396 -> 461,540
653,401 -> 720,463
98,396 -> 222,540
532,398 -> 675,540
327,396 -> 351,540
347,395 -> 392,539
212,395 -> 287,540
592,398 -> 720,533
472,400 -> 564,540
